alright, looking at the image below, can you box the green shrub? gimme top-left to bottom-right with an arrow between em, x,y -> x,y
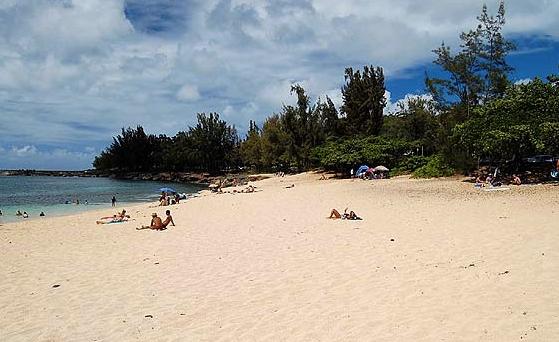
312,136 -> 416,171
412,155 -> 455,178
390,156 -> 429,176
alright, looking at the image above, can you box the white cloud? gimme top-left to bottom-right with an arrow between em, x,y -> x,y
514,78 -> 532,85
1,145 -> 97,170
11,145 -> 38,157
176,84 -> 200,102
384,92 -> 434,115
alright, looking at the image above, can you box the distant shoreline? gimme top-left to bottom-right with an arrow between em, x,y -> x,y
1,169 -> 96,177
0,169 -> 272,188
0,169 -> 218,184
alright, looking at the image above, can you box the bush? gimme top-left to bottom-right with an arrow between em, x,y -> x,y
312,136 -> 416,171
390,156 -> 430,176
412,155 -> 455,178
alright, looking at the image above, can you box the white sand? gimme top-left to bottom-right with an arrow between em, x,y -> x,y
1,173 -> 558,341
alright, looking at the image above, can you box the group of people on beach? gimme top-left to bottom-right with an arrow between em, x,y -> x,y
7,210 -> 46,219
475,173 -> 522,188
96,207 -> 175,231
159,192 -> 181,206
65,199 -> 88,205
137,210 -> 175,230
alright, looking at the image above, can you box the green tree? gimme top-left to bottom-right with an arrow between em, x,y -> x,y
186,113 -> 239,172
454,77 -> 559,168
341,65 -> 386,135
313,136 -> 414,171
93,126 -> 161,171
477,2 -> 515,100
240,120 -> 263,170
426,1 -> 515,116
280,85 -> 325,169
317,96 -> 341,138
260,114 -> 288,168
382,97 -> 441,155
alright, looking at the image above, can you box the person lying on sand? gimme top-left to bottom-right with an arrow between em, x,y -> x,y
98,209 -> 130,221
329,208 -> 343,219
329,208 -> 362,220
96,215 -> 128,225
285,184 -> 295,188
137,210 -> 174,230
241,185 -> 255,193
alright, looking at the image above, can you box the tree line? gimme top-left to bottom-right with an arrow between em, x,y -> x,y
94,1 -> 559,177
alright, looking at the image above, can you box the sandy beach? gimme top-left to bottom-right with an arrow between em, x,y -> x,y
1,173 -> 558,341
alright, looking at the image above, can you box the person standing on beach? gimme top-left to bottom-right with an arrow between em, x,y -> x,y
111,196 -> 116,207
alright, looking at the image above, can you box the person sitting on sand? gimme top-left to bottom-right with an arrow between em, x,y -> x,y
475,175 -> 485,188
39,211 -> 45,217
319,174 -> 327,180
162,209 -> 175,227
118,209 -> 130,219
137,212 -> 173,230
512,174 -> 522,185
22,212 -> 29,219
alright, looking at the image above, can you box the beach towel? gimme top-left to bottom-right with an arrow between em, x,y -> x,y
483,187 -> 510,192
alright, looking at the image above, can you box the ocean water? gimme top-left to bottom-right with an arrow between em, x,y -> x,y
0,176 -> 204,224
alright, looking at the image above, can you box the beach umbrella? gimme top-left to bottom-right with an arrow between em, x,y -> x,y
356,165 -> 369,175
159,187 -> 176,193
373,165 -> 389,172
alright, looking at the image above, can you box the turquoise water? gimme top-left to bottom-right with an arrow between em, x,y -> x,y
0,176 -> 204,224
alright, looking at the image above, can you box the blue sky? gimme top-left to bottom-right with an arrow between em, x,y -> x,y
0,0 -> 558,170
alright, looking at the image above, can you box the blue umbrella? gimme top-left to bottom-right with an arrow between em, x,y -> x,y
159,187 -> 176,193
356,165 -> 369,176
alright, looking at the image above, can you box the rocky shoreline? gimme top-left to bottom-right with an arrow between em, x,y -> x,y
0,169 -> 270,187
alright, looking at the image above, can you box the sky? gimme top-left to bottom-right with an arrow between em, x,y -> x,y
0,0 -> 558,170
